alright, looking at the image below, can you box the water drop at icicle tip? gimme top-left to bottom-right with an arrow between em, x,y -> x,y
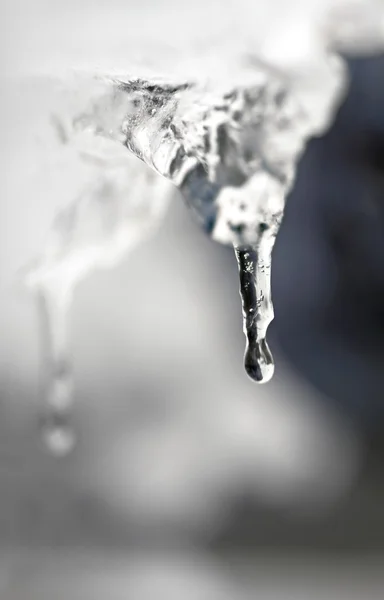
40,413 -> 76,457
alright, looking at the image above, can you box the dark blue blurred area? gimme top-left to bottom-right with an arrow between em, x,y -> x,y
273,54 -> 384,433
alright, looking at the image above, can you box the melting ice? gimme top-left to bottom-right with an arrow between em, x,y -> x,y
17,0 -> 384,452
23,69 -> 338,452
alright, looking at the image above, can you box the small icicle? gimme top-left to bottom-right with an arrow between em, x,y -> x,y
37,286 -> 75,456
234,232 -> 275,383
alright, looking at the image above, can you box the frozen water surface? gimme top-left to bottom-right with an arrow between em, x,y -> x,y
2,0 -> 383,450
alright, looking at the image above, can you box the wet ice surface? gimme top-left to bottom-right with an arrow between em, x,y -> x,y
23,67 -> 340,449
117,73 -> 321,382
6,0 -> 383,451
235,244 -> 275,383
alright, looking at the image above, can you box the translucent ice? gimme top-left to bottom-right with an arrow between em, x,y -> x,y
7,0 -> 383,451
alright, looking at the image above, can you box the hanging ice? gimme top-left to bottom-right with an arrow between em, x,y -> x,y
14,0 -> 384,451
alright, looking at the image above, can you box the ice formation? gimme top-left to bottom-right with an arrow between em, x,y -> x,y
15,0 -> 384,452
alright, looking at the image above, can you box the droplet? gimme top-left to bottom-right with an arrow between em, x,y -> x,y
234,240 -> 275,383
37,287 -> 75,456
40,413 -> 76,457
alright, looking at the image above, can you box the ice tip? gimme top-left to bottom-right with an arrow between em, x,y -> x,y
41,423 -> 76,457
244,341 -> 275,384
244,360 -> 275,384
